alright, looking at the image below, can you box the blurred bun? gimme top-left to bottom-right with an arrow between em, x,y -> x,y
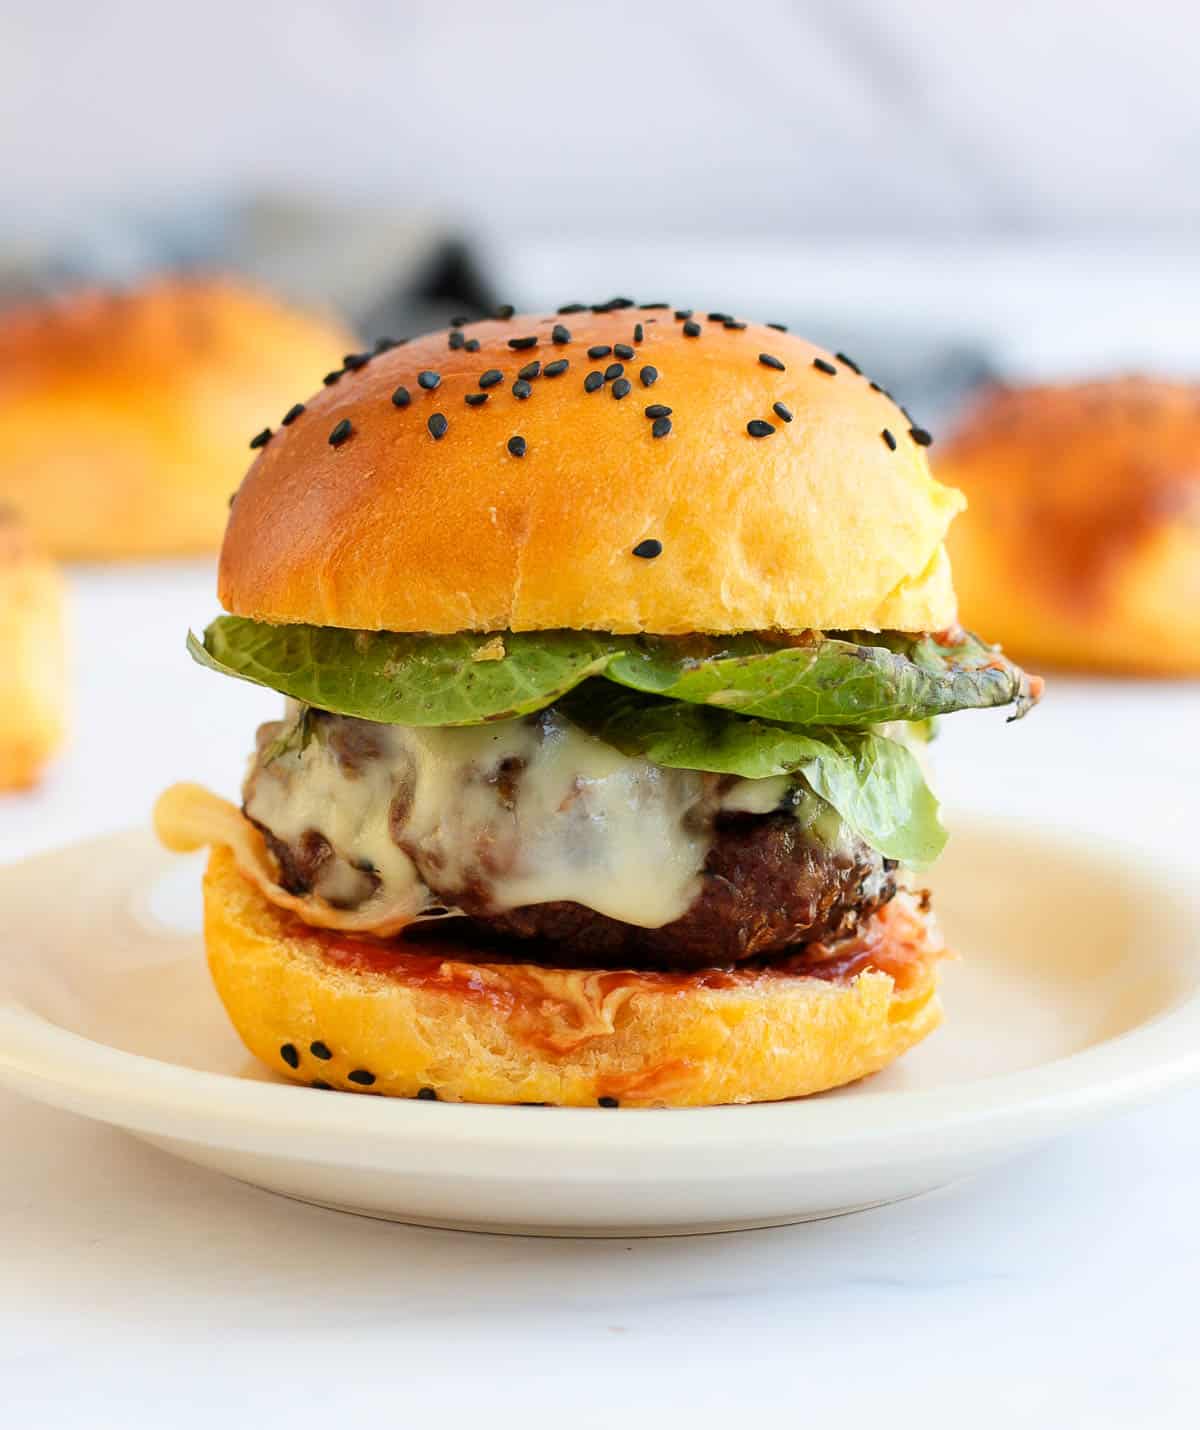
203,846 -> 943,1108
0,277 -> 354,559
0,510 -> 66,788
941,378 -> 1200,675
220,311 -> 964,635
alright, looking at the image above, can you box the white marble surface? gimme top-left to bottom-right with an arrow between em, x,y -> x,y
2,565 -> 1199,1426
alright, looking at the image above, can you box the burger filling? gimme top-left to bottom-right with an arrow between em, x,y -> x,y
244,704 -> 897,969
175,617 -> 1039,972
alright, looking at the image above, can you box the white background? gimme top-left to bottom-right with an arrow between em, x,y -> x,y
3,0 -> 1199,241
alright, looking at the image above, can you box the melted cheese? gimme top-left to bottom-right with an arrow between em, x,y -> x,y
246,709 -> 721,929
162,706 -> 827,938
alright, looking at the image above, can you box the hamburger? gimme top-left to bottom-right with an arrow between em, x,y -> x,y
0,276 -> 354,559
0,507 -> 66,790
941,377 -> 1200,675
155,300 -> 1040,1107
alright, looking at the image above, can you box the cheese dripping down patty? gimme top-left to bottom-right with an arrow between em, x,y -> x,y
239,702 -> 850,934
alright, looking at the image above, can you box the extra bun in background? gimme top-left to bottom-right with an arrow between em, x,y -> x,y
940,378 -> 1200,675
201,846 -> 944,1108
0,277 -> 355,559
220,310 -> 964,635
0,509 -> 66,789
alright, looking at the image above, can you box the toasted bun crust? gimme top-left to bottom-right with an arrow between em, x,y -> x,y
0,511 -> 66,788
203,847 -> 943,1108
219,311 -> 964,635
0,277 -> 354,559
941,378 -> 1200,674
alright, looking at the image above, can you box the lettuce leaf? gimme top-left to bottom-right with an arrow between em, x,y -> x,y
190,616 -> 1038,728
606,628 -> 1040,725
560,684 -> 946,865
188,623 -> 615,726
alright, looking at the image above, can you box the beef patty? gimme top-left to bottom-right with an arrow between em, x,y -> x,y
465,812 -> 897,968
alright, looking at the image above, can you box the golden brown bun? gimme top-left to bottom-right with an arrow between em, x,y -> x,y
941,378 -> 1200,675
0,510 -> 66,788
220,310 -> 964,635
204,847 -> 943,1108
0,277 -> 355,559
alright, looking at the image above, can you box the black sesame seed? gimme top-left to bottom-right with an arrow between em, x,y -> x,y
311,1080 -> 333,1090
417,370 -> 441,390
674,309 -> 693,320
448,330 -> 465,350
835,352 -> 861,374
869,380 -> 883,393
280,1043 -> 300,1068
557,302 -> 587,314
328,418 -> 353,447
310,1040 -> 332,1061
759,352 -> 786,371
611,377 -> 631,399
707,311 -> 733,323
416,1086 -> 439,1101
584,371 -> 604,392
812,358 -> 837,375
597,1095 -> 621,1107
512,378 -> 532,399
348,1069 -> 376,1086
551,324 -> 571,345
604,362 -> 624,381
638,301 -> 670,309
881,428 -> 897,450
592,296 -> 634,312
747,419 -> 775,438
281,403 -> 305,426
682,320 -> 701,337
644,403 -> 672,418
342,351 -> 369,371
632,539 -> 661,559
767,322 -> 788,332
249,427 -> 271,450
507,435 -> 527,457
909,426 -> 934,447
391,385 -> 411,408
633,323 -> 644,343
322,370 -> 342,386
464,338 -> 480,352
479,369 -> 503,389
464,392 -> 489,406
428,413 -> 448,440
494,304 -> 515,319
518,359 -> 541,380
651,416 -> 672,438
723,320 -> 747,331
773,401 -> 794,423
508,335 -> 538,351
588,344 -> 613,360
373,336 -> 400,353
640,365 -> 658,386
614,343 -> 635,360
543,358 -> 569,377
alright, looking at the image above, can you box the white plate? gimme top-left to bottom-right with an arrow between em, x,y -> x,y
1,819 -> 1198,1237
